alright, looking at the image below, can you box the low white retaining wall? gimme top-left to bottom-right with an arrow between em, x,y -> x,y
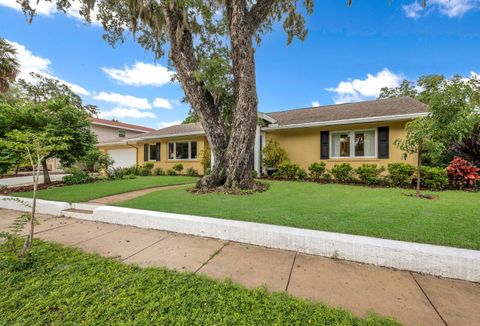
88,206 -> 480,282
1,195 -> 479,282
0,195 -> 70,216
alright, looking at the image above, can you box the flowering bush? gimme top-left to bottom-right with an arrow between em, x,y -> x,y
447,157 -> 480,189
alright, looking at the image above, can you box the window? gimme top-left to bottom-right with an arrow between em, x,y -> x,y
119,129 -> 126,137
331,130 -> 376,158
168,141 -> 198,160
149,144 -> 157,161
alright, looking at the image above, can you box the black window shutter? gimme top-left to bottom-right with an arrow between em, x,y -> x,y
144,144 -> 148,162
377,127 -> 389,159
155,143 -> 160,161
320,131 -> 329,159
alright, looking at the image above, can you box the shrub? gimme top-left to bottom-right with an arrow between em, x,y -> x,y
297,168 -> 307,180
322,172 -> 333,182
273,163 -> 303,180
262,140 -> 288,169
138,162 -> 154,176
107,167 -> 133,180
199,144 -> 211,173
186,167 -> 199,177
166,169 -> 177,176
205,168 -> 211,176
63,169 -> 92,185
83,148 -> 114,172
308,162 -> 326,179
449,124 -> 480,167
251,170 -> 258,179
172,163 -> 184,174
420,166 -> 449,191
355,164 -> 385,185
331,163 -> 353,183
152,167 -> 164,176
387,163 -> 416,186
447,157 -> 480,189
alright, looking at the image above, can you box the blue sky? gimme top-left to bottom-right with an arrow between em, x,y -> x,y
1,0 -> 480,129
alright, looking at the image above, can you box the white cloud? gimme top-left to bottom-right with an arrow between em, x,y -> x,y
99,107 -> 156,119
93,91 -> 151,110
102,62 -> 174,87
157,120 -> 182,129
326,68 -> 402,104
0,0 -> 100,25
311,101 -> 320,107
7,40 -> 90,96
403,0 -> 479,19
153,97 -> 172,109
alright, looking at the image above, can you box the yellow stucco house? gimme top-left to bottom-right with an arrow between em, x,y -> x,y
97,97 -> 428,175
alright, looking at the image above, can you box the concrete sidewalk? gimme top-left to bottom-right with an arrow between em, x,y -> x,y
1,208 -> 479,326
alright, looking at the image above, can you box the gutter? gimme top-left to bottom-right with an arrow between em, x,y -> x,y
262,112 -> 429,131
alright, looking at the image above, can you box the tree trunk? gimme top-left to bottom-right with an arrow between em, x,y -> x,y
22,157 -> 40,256
416,149 -> 422,198
224,0 -> 258,189
41,159 -> 51,184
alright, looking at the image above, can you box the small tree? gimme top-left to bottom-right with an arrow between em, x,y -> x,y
394,118 -> 443,198
262,140 -> 289,170
0,130 -> 68,256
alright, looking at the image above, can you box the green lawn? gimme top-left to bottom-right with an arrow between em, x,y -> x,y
13,176 -> 197,202
117,181 -> 480,250
0,241 -> 398,325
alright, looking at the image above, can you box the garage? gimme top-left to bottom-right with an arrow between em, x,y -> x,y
107,148 -> 137,168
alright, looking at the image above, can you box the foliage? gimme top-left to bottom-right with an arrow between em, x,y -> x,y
138,162 -> 154,176
0,241 -> 399,325
381,74 -> 480,166
251,170 -> 258,179
449,124 -> 480,167
331,163 -> 354,183
387,163 -> 416,187
447,157 -> 480,189
14,176 -> 197,203
273,163 -> 303,180
83,148 -> 114,172
185,167 -> 199,177
63,169 -> 92,185
172,163 -> 184,174
355,164 -> 385,185
420,166 -> 449,191
0,209 -> 31,258
0,38 -> 20,93
308,162 -> 326,179
199,144 -> 211,174
166,169 -> 177,176
119,181 -> 480,250
0,129 -> 68,256
322,172 -> 333,182
107,167 -> 137,180
262,140 -> 289,169
152,167 -> 164,176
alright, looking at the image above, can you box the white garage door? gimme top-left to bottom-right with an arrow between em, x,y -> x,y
107,148 -> 136,168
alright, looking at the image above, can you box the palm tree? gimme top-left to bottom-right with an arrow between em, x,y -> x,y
0,38 -> 20,93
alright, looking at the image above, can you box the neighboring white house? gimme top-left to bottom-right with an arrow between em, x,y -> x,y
47,118 -> 155,170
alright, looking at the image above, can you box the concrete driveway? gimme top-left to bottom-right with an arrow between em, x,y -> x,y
0,174 -> 68,188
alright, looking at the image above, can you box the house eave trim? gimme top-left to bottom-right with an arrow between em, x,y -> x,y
130,131 -> 205,141
91,121 -> 153,133
261,112 -> 429,131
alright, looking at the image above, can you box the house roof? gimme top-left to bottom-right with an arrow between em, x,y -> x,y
90,117 -> 155,132
127,122 -> 204,140
263,97 -> 428,127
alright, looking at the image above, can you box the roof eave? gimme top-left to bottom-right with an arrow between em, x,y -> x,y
261,112 -> 429,131
128,130 -> 205,141
91,121 -> 153,133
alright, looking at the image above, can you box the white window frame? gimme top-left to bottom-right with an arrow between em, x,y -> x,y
167,140 -> 198,160
330,129 -> 377,159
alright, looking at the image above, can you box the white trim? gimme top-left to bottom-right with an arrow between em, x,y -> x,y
330,129 -> 377,159
96,141 -> 128,147
167,140 -> 198,161
258,112 -> 277,124
91,121 -> 153,133
254,125 -> 261,174
262,112 -> 429,131
130,131 -> 205,141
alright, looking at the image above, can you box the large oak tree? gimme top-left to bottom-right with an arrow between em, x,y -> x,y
18,0 -> 313,190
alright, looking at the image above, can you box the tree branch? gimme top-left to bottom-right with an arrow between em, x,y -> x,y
248,0 -> 275,33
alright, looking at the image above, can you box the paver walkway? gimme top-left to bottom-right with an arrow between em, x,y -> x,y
88,183 -> 194,204
1,208 -> 479,326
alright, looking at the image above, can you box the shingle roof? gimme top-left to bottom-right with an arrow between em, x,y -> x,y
127,122 -> 204,140
264,97 -> 428,126
90,117 -> 155,132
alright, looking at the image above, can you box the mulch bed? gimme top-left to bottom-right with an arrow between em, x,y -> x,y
0,182 -> 65,196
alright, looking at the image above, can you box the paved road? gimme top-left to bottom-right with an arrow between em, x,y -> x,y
1,208 -> 479,326
0,174 -> 68,187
